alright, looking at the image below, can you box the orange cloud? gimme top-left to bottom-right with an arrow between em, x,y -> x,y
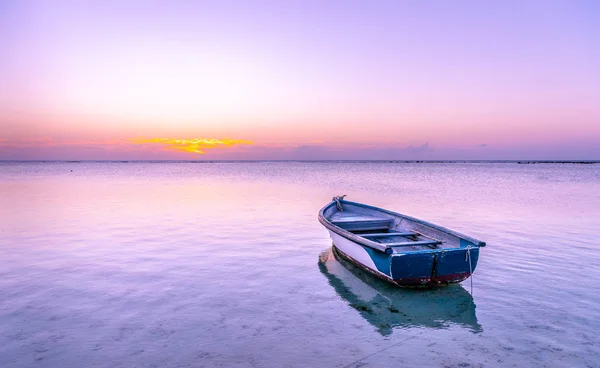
131,138 -> 253,154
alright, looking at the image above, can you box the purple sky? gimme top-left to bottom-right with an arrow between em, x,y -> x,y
1,0 -> 599,160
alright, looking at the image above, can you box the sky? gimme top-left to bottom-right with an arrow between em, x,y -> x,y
1,0 -> 599,160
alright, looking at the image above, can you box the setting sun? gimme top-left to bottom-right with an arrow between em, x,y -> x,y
131,138 -> 253,154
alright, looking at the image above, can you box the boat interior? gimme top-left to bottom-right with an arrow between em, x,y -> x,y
329,210 -> 446,252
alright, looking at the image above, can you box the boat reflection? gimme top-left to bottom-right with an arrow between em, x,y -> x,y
318,247 -> 482,336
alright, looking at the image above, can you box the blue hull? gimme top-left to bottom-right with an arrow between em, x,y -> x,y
334,245 -> 479,287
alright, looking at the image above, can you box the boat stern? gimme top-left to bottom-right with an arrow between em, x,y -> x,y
434,247 -> 479,284
391,247 -> 480,287
389,252 -> 436,287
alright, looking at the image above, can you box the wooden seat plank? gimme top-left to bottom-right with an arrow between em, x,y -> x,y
331,218 -> 393,232
362,232 -> 416,238
385,240 -> 441,247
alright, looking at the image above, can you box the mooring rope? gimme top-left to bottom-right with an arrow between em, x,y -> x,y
341,331 -> 424,368
333,195 -> 347,211
465,245 -> 473,295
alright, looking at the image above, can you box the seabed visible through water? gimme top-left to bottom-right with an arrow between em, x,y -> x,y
0,162 -> 598,367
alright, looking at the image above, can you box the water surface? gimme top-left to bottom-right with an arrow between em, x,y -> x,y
1,162 -> 599,367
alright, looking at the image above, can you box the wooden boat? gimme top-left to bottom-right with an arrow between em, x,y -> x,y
318,196 -> 486,287
318,248 -> 481,335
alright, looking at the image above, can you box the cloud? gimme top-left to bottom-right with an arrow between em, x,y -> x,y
405,143 -> 432,154
2,136 -> 599,161
130,138 -> 253,154
198,141 -> 435,160
0,136 -> 253,159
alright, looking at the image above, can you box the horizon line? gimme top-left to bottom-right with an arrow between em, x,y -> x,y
1,160 -> 598,164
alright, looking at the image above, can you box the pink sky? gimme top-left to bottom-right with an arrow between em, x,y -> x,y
1,1 -> 599,160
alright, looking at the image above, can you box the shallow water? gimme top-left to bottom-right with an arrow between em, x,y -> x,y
0,162 -> 599,367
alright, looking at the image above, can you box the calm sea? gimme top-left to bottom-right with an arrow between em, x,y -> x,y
1,162 -> 599,367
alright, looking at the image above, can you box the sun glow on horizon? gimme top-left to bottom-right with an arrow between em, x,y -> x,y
131,138 -> 253,154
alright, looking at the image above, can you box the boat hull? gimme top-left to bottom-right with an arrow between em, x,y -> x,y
329,231 -> 396,283
329,230 -> 478,288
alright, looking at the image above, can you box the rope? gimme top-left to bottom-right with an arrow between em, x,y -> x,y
332,195 -> 347,211
465,245 -> 473,295
341,332 -> 424,368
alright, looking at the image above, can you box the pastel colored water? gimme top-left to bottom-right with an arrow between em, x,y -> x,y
1,162 -> 599,367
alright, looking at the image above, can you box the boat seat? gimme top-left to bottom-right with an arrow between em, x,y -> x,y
362,232 -> 416,238
331,218 -> 393,232
385,240 -> 441,247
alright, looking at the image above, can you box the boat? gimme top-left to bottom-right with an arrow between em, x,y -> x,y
318,196 -> 486,287
318,248 -> 481,335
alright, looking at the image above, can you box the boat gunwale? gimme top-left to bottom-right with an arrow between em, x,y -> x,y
318,199 -> 486,254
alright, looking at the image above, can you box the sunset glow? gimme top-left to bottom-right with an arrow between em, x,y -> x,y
131,138 -> 253,154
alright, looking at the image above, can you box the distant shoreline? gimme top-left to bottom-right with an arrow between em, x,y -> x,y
0,160 -> 598,164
